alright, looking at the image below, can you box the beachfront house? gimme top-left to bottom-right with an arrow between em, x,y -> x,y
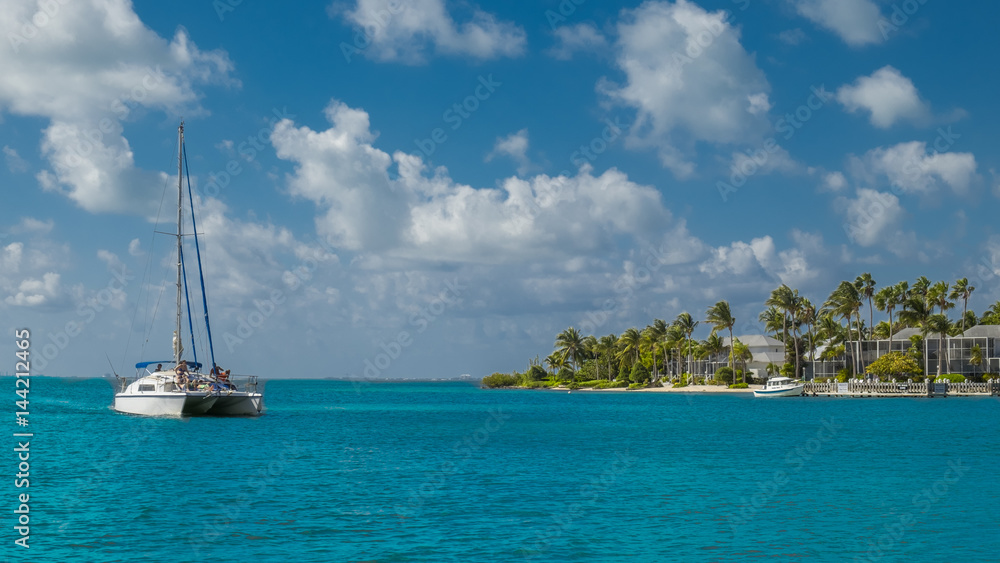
734,334 -> 786,381
811,325 -> 1000,380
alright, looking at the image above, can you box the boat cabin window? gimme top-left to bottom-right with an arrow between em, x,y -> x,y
138,384 -> 155,392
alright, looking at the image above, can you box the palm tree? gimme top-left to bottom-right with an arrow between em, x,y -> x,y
701,332 -> 725,381
545,352 -> 564,376
674,312 -> 699,378
706,300 -> 736,380
617,328 -> 642,371
732,339 -> 752,383
824,281 -> 863,376
983,301 -> 1000,325
758,306 -> 784,341
899,294 -> 932,374
582,335 -> 598,379
928,282 -> 955,374
911,276 -> 931,300
949,278 -> 975,332
856,273 -> 877,341
800,298 -> 817,378
875,281 -> 906,353
641,326 -> 662,381
926,313 -> 950,377
671,325 -> 688,378
652,318 -> 669,377
597,334 -> 618,381
970,344 -> 983,380
555,327 -> 585,372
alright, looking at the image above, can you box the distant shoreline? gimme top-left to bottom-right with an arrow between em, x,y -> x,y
489,384 -> 760,394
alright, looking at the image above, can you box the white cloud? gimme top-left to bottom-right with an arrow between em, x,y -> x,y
128,238 -> 144,257
727,144 -> 798,177
486,129 -> 532,175
5,272 -> 61,307
600,0 -> 771,177
837,66 -> 930,128
0,1 -> 235,215
777,28 -> 807,45
747,93 -> 772,116
334,0 -> 526,64
835,188 -> 913,254
272,99 -> 674,264
851,141 -> 978,196
3,145 -> 28,172
548,23 -> 608,60
791,0 -> 884,47
11,217 -> 54,235
820,171 -> 847,192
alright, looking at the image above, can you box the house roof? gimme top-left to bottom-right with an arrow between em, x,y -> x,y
735,334 -> 784,348
891,327 -> 923,340
961,324 -> 1000,338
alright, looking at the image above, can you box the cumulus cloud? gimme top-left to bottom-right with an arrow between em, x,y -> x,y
837,66 -> 931,128
835,188 -> 917,257
790,0 -> 884,46
3,145 -> 28,172
333,0 -> 526,64
548,23 -> 608,60
0,0 -> 235,215
600,0 -> 772,177
272,99 -> 674,264
486,129 -> 532,175
850,141 -> 978,196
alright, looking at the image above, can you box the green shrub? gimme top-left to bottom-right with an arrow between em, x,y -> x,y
780,363 -> 795,377
526,365 -> 547,381
556,367 -> 575,382
728,383 -> 749,389
627,382 -> 646,390
672,381 -> 688,388
935,374 -> 966,383
836,368 -> 851,382
714,367 -> 734,384
567,382 -> 581,390
629,362 -> 651,384
481,373 -> 519,388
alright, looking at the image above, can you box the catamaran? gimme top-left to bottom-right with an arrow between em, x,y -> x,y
113,123 -> 263,417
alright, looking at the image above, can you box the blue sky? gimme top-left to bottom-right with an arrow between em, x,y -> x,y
3,0 -> 999,379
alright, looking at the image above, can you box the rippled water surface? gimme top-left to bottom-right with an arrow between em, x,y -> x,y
11,378 -> 1000,561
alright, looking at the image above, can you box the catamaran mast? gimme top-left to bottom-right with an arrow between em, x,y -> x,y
174,122 -> 184,365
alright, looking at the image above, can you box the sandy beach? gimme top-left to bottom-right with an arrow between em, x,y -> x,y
570,384 -> 760,394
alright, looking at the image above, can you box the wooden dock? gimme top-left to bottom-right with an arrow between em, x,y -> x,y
804,380 -> 1000,398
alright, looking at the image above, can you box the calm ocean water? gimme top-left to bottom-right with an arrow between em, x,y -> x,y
6,377 -> 999,562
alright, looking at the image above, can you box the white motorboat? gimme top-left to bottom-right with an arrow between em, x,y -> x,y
753,376 -> 804,397
113,123 -> 263,417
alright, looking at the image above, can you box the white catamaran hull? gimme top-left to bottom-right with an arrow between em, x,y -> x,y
114,392 -> 218,416
207,393 -> 263,415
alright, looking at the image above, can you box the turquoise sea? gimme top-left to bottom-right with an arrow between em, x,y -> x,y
6,377 -> 1000,562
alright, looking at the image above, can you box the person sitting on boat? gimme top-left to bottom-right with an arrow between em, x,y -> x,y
156,364 -> 163,372
175,361 -> 189,376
